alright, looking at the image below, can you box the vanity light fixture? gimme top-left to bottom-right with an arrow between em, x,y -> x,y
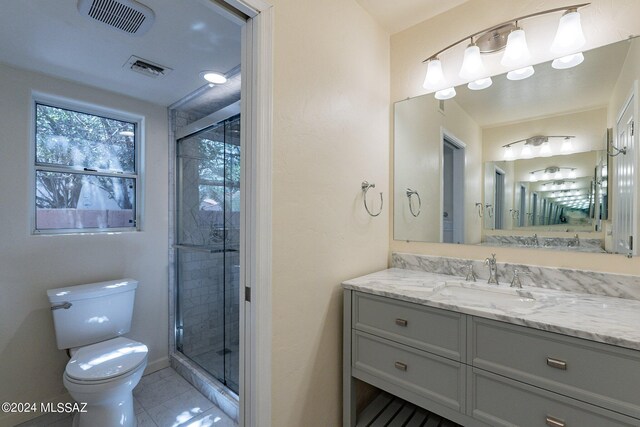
529,166 -> 578,182
459,40 -> 486,81
501,26 -> 531,69
550,8 -> 586,55
420,3 -> 590,98
502,135 -> 576,159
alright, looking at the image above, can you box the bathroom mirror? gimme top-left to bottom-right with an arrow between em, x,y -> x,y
394,37 -> 638,254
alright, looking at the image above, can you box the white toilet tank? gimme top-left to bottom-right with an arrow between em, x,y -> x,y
47,279 -> 139,350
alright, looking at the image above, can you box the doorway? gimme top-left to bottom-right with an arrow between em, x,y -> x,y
494,168 -> 505,229
614,89 -> 637,255
442,134 -> 465,243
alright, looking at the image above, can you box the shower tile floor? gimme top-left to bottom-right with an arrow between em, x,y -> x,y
190,343 -> 239,394
17,368 -> 237,427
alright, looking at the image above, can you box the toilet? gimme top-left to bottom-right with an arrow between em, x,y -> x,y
47,279 -> 148,427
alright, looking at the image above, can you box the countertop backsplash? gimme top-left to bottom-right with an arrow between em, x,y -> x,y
391,252 -> 640,301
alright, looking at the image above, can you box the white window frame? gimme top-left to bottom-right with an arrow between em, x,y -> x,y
30,92 -> 145,235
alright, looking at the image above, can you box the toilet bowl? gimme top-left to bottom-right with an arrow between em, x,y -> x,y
47,279 -> 147,427
63,337 -> 148,427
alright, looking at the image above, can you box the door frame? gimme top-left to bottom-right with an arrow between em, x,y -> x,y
234,0 -> 273,425
613,81 -> 638,256
440,128 -> 466,243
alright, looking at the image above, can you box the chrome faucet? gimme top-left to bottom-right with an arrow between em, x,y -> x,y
510,269 -> 523,289
465,262 -> 477,282
485,254 -> 499,285
568,233 -> 580,247
531,233 -> 539,247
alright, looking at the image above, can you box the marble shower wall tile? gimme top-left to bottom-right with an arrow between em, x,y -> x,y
392,252 -> 640,301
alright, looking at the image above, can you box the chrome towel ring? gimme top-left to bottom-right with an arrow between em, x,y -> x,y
362,181 -> 383,217
406,188 -> 421,217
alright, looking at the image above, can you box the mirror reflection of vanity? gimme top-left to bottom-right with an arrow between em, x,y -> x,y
394,37 -> 638,256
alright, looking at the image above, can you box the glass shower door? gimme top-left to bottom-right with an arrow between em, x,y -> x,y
176,115 -> 240,394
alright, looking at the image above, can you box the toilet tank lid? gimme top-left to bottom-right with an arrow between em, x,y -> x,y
47,279 -> 139,304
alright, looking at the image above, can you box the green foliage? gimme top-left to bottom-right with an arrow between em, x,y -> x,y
35,104 -> 135,209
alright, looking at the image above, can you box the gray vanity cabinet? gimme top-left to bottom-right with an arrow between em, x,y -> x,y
344,290 -> 640,427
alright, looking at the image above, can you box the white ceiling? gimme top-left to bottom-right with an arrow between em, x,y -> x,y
0,0 -> 242,106
453,39 -> 631,127
356,0 -> 471,34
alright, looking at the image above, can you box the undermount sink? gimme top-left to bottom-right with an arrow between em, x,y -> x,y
433,281 -> 538,309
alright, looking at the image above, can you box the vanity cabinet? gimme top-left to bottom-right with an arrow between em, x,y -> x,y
344,290 -> 640,427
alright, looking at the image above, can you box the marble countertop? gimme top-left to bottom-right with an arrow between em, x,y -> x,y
342,268 -> 640,351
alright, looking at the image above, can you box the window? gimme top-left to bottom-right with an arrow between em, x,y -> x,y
33,99 -> 141,233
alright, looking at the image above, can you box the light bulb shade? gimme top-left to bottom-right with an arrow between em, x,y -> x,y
521,145 -> 532,156
569,170 -> 577,179
529,173 -> 537,182
552,52 -> 584,69
540,142 -> 551,154
434,87 -> 456,100
504,145 -> 514,159
561,138 -> 574,151
550,10 -> 586,55
501,29 -> 531,68
468,77 -> 493,90
423,59 -> 446,90
459,44 -> 485,80
507,66 -> 535,81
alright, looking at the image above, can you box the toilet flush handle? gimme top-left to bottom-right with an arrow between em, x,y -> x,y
50,302 -> 72,310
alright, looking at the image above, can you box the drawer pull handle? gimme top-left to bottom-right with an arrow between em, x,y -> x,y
395,318 -> 408,327
546,357 -> 567,370
394,361 -> 407,371
545,415 -> 566,427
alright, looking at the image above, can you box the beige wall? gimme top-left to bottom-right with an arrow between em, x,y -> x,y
389,0 -> 640,274
0,63 -> 169,426
394,96 -> 482,243
268,0 -> 390,425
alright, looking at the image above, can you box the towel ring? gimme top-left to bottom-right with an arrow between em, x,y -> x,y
362,181 -> 383,217
406,188 -> 421,217
485,203 -> 494,218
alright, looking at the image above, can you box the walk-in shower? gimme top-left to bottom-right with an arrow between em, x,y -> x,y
174,114 -> 240,394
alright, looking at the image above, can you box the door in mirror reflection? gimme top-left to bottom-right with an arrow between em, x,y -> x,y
442,136 -> 465,243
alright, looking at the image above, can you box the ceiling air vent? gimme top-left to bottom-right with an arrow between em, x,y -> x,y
124,56 -> 172,78
78,0 -> 155,36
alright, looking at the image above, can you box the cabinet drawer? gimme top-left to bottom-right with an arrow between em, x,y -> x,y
353,292 -> 465,361
470,368 -> 639,427
352,330 -> 465,413
470,317 -> 640,418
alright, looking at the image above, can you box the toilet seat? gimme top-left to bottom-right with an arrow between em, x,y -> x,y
65,337 -> 148,383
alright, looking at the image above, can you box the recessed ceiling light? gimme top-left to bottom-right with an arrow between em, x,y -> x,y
201,71 -> 227,84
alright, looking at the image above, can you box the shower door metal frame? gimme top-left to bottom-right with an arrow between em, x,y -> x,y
175,111 -> 241,392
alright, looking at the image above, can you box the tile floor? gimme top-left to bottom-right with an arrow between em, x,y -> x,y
17,368 -> 237,427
